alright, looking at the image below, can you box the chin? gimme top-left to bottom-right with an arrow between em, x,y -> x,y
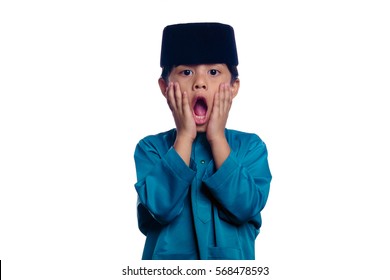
196,124 -> 207,133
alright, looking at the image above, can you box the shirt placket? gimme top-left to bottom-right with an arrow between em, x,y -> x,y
191,135 -> 212,223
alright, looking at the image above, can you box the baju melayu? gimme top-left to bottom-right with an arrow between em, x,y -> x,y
134,128 -> 272,260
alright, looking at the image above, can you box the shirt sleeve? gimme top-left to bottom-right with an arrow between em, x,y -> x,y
134,139 -> 196,233
202,134 -> 272,227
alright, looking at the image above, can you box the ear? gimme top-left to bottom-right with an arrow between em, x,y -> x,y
231,78 -> 240,99
158,78 -> 168,98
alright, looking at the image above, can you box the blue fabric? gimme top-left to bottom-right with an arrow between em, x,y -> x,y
134,129 -> 272,260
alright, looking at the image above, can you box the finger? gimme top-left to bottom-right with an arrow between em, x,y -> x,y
173,82 -> 183,113
221,83 -> 233,113
217,83 -> 228,116
213,90 -> 220,116
182,90 -> 191,115
167,82 -> 176,110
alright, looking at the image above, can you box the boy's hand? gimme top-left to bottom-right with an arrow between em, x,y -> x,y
206,83 -> 233,143
166,82 -> 197,143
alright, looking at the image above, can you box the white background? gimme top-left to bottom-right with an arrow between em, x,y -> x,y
1,0 -> 389,279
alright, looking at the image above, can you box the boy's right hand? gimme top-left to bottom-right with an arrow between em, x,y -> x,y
166,82 -> 197,143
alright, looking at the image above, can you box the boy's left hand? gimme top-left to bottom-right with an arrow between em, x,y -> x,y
206,83 -> 233,143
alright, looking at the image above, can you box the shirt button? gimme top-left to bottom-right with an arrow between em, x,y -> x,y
200,160 -> 206,164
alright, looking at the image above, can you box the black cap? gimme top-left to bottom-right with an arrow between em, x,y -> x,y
160,22 -> 238,68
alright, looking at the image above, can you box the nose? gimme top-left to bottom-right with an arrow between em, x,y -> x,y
193,74 -> 207,90
195,84 -> 206,90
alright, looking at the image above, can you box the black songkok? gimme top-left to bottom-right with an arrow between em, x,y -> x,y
160,22 -> 238,68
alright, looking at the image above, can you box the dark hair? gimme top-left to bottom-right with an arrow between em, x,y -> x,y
160,65 -> 239,85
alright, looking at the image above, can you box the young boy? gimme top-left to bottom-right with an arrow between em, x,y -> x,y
134,22 -> 272,260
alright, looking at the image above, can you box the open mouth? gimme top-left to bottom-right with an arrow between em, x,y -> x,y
193,97 -> 208,124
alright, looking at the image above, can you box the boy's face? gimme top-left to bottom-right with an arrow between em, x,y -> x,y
159,64 -> 240,132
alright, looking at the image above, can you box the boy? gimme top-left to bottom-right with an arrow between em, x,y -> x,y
134,22 -> 272,260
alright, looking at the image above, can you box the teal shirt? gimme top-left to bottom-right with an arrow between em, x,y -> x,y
134,129 -> 272,260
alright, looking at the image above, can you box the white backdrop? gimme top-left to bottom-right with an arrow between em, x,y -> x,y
1,0 -> 389,279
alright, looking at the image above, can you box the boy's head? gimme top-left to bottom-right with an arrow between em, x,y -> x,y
160,22 -> 239,83
158,22 -> 240,132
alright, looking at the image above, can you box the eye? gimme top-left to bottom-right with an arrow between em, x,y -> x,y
181,69 -> 193,76
209,69 -> 220,76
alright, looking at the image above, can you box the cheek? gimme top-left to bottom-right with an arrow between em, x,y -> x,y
177,79 -> 190,87
178,83 -> 193,94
